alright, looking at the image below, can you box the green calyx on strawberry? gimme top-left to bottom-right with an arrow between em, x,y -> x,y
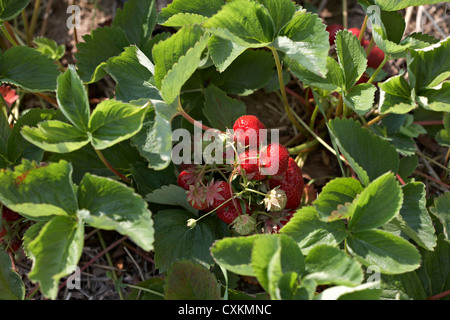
233,115 -> 266,148
268,157 -> 304,210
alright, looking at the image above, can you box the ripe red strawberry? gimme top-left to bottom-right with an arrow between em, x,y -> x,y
259,143 -> 290,177
326,24 -> 344,45
269,158 -> 304,210
362,40 -> 385,69
177,168 -> 197,191
217,206 -> 240,224
233,115 -> 266,148
238,148 -> 264,180
2,206 -> 21,221
348,28 -> 361,40
216,202 -> 251,224
211,181 -> 233,208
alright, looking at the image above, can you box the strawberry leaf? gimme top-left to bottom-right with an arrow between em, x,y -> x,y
0,159 -> 78,218
347,172 -> 403,232
27,216 -> 84,300
251,234 -> 305,299
0,249 -> 25,300
158,0 -> 224,24
209,49 -> 275,96
152,24 -> 209,104
211,234 -> 262,277
346,229 -> 421,274
379,75 -> 416,114
111,0 -> 157,51
430,193 -> 450,241
416,234 -> 450,297
279,206 -> 348,255
56,65 -> 91,131
274,10 -> 329,77
88,99 -> 149,150
0,0 -> 30,22
203,84 -> 246,131
0,46 -> 60,92
77,173 -> 154,251
204,0 -> 275,48
6,109 -> 59,168
419,81 -> 450,112
408,36 -> 450,91
343,83 -> 377,116
145,184 -> 198,214
105,45 -> 161,103
313,177 -> 364,222
164,260 -> 221,300
208,35 -> 247,73
335,30 -> 367,91
256,0 -> 296,34
21,120 -> 90,154
304,245 -> 364,287
130,100 -> 176,170
315,281 -> 381,300
328,118 -> 399,186
33,37 -> 66,61
388,182 -> 437,251
436,113 -> 450,147
371,0 -> 443,11
75,26 -> 131,83
153,209 -> 229,273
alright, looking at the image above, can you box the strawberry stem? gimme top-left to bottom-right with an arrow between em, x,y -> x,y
95,149 -> 131,184
359,15 -> 368,43
269,47 -> 308,136
366,55 -> 389,84
177,97 -> 222,132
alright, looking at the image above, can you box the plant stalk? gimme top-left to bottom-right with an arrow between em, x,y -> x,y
269,47 -> 308,136
95,148 -> 131,184
28,0 -> 41,41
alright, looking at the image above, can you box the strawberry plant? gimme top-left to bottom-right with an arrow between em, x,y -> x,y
0,0 -> 449,302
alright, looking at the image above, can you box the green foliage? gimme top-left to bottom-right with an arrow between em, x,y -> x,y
0,0 -> 448,301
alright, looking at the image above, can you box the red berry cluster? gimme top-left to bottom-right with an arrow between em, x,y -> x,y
176,115 -> 305,235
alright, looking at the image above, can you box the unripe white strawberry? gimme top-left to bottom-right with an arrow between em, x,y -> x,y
231,214 -> 257,235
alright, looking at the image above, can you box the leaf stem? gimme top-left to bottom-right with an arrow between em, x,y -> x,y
28,0 -> 41,41
177,97 -> 220,132
1,24 -> 19,46
288,136 -> 323,154
363,113 -> 388,127
269,47 -> 308,136
367,55 -> 389,84
427,289 -> 450,300
95,148 -> 131,184
342,0 -> 348,29
358,15 -> 368,43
